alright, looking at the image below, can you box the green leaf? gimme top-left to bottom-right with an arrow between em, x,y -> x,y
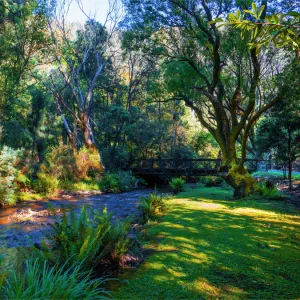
286,11 -> 300,17
257,5 -> 265,19
255,44 -> 262,55
271,14 -> 280,24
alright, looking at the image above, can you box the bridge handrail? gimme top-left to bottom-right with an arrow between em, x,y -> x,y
130,158 -> 270,162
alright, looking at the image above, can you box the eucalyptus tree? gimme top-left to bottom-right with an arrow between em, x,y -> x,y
121,0 -> 294,197
39,0 -> 123,170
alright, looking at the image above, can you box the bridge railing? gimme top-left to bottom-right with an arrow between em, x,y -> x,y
129,158 -> 271,175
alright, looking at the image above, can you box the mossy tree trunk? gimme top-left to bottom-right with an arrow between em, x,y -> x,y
217,142 -> 256,199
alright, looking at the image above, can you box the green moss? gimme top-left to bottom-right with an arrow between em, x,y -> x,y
114,186 -> 300,299
227,165 -> 257,197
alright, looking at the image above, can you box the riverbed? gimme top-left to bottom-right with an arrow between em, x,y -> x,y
0,189 -> 155,248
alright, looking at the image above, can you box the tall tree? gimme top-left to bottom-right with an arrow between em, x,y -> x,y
36,0 -> 123,170
256,63 -> 300,190
121,0 -> 293,197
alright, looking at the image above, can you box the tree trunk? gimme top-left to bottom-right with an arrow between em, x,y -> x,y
82,115 -> 105,172
220,145 -> 256,199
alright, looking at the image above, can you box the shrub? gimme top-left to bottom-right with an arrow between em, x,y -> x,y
204,176 -> 215,187
99,173 -> 120,193
99,171 -> 141,193
40,145 -> 103,185
45,144 -> 78,181
0,146 -> 23,206
2,259 -> 109,299
37,206 -> 132,271
253,182 -> 283,200
35,171 -> 59,194
139,192 -> 168,223
202,176 -> 224,187
169,177 -> 185,194
117,171 -> 139,192
75,146 -> 104,179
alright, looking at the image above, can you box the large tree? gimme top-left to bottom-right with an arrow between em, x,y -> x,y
121,0 -> 295,197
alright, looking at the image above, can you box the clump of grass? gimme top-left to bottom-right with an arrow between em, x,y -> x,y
169,178 -> 185,194
61,180 -> 100,191
139,192 -> 168,223
17,192 -> 44,202
2,259 -> 109,299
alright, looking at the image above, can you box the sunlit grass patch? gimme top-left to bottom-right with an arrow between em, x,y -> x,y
114,185 -> 300,299
17,192 -> 45,201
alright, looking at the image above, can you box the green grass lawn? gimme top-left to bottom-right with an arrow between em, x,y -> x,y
114,185 -> 300,299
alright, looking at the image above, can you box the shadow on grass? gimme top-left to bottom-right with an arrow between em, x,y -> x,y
114,186 -> 300,299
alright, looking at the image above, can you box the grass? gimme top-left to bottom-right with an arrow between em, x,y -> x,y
114,185 -> 300,299
59,179 -> 100,191
17,192 -> 45,202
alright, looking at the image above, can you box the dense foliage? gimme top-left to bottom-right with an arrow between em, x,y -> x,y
0,0 -> 299,298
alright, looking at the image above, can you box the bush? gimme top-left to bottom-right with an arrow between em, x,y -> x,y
45,144 -> 78,181
204,176 -> 215,187
75,146 -> 104,179
117,171 -> 140,192
35,171 -> 59,194
139,192 -> 168,223
0,146 -> 23,206
253,182 -> 283,200
2,259 -> 109,299
99,173 -> 120,193
169,177 -> 185,194
99,171 -> 141,193
39,145 -> 103,185
36,206 -> 132,271
201,176 -> 224,187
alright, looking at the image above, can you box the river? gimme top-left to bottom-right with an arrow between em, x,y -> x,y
0,189 -> 156,248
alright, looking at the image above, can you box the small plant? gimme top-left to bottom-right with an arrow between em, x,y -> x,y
36,206 -> 132,271
139,192 -> 168,223
204,176 -> 215,187
169,177 -> 185,194
2,259 -> 109,299
253,182 -> 283,200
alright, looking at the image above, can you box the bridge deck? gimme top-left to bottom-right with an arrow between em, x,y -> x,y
129,159 -> 271,176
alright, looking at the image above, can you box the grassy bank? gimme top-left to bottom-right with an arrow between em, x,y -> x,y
114,185 -> 300,299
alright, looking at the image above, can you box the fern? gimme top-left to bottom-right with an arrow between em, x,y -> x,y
36,205 -> 132,272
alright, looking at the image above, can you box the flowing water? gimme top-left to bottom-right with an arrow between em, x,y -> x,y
0,189 -> 156,248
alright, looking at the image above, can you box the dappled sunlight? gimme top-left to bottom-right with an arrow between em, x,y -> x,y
116,185 -> 300,299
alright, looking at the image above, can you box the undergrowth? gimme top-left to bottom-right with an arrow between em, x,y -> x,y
1,259 -> 109,300
35,206 -> 132,272
139,192 -> 169,223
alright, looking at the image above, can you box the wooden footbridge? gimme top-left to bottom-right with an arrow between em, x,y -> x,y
129,158 -> 271,177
